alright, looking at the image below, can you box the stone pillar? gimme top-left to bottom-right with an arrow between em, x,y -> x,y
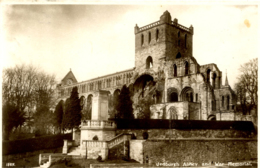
49,155 -> 52,166
92,90 -> 110,120
81,141 -> 87,157
62,140 -> 68,154
39,154 -> 41,165
101,142 -> 108,160
215,76 -> 219,89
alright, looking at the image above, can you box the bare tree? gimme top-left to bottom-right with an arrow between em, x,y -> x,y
3,64 -> 38,112
235,58 -> 258,118
2,64 -> 57,139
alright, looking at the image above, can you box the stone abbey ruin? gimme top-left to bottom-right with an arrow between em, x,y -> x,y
38,11 -> 256,167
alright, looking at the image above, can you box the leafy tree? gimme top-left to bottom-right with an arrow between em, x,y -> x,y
62,87 -> 81,130
108,94 -> 116,119
33,72 -> 56,136
62,99 -> 70,130
136,97 -> 152,119
116,85 -> 134,119
54,100 -> 64,133
2,103 -> 26,140
235,58 -> 258,116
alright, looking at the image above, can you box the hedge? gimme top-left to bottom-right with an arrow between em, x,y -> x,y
3,133 -> 72,155
115,119 -> 255,131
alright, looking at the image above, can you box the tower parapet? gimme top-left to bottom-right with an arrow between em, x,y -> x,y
134,11 -> 193,35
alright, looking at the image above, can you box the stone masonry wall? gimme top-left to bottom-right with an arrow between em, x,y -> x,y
117,129 -> 256,139
130,140 -> 146,164
108,141 -> 129,160
143,140 -> 257,166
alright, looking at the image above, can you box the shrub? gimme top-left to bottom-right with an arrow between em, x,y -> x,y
131,133 -> 137,139
3,133 -> 72,155
143,132 -> 149,139
97,155 -> 102,162
115,119 -> 255,131
93,135 -> 98,141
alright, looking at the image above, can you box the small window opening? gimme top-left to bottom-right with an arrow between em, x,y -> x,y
141,34 -> 144,46
212,73 -> 216,88
176,52 -> 181,59
173,64 -> 177,77
146,56 -> 153,69
156,29 -> 159,40
185,34 -> 187,48
227,95 -> 230,110
222,96 -> 224,107
185,62 -> 189,75
190,92 -> 193,102
169,92 -> 178,102
148,32 -> 151,43
207,69 -> 211,83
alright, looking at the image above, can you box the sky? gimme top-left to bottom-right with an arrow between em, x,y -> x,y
1,4 -> 259,88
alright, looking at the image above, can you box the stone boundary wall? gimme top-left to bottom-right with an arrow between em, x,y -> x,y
143,139 -> 257,166
117,129 -> 256,140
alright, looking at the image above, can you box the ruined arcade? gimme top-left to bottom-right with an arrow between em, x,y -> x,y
57,10 -> 239,122
37,10 -> 257,166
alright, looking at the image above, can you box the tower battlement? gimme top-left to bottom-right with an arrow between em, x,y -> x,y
134,10 -> 193,35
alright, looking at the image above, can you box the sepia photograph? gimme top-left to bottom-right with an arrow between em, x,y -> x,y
1,3 -> 258,168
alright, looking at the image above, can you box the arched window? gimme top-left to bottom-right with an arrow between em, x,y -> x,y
196,93 -> 198,102
222,96 -> 224,107
169,92 -> 178,102
227,95 -> 230,110
185,34 -> 187,48
212,73 -> 216,88
141,34 -> 144,46
86,95 -> 93,120
146,56 -> 153,69
176,52 -> 181,59
173,64 -> 177,77
80,96 -> 86,110
207,69 -> 211,83
181,87 -> 194,102
156,29 -> 159,40
186,93 -> 189,101
98,81 -> 102,89
185,62 -> 189,75
190,92 -> 193,102
178,31 -> 180,38
148,32 -> 151,43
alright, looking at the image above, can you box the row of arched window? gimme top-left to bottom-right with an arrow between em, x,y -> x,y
141,29 -> 159,46
59,73 -> 133,97
141,30 -> 188,48
173,61 -> 189,77
168,91 -> 199,103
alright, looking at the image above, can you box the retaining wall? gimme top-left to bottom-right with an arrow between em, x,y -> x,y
140,139 -> 257,165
